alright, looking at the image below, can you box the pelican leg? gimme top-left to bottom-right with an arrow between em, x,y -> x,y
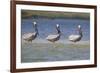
53,42 -> 55,48
30,40 -> 32,43
53,42 -> 58,48
54,43 -> 59,48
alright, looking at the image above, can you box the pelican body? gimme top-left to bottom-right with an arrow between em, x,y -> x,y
46,24 -> 61,43
68,25 -> 83,42
22,22 -> 39,42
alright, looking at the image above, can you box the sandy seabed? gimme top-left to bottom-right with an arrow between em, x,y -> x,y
21,40 -> 90,63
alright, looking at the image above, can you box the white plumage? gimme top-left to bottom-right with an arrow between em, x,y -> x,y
68,35 -> 81,41
56,24 -> 59,28
22,32 -> 36,40
22,21 -> 38,42
46,34 -> 59,40
46,24 -> 61,43
68,25 -> 83,42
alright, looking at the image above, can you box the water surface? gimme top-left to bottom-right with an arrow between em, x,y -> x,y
21,18 -> 90,63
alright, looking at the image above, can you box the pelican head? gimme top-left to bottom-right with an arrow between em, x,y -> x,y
33,21 -> 37,26
56,24 -> 60,28
77,25 -> 82,32
32,21 -> 39,35
78,25 -> 82,36
78,25 -> 81,29
56,24 -> 61,34
56,24 -> 60,30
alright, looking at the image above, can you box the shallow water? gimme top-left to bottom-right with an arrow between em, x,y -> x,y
21,17 -> 90,63
21,18 -> 90,41
21,41 -> 90,63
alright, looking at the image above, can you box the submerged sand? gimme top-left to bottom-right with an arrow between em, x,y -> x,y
21,40 -> 90,63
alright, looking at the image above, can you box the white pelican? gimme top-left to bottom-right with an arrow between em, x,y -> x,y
46,24 -> 61,43
68,25 -> 83,42
22,21 -> 39,42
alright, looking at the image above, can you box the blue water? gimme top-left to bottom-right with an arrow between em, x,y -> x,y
21,18 -> 90,62
21,18 -> 90,41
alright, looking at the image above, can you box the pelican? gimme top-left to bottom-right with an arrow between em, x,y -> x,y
22,21 -> 39,42
68,25 -> 83,42
46,24 -> 61,43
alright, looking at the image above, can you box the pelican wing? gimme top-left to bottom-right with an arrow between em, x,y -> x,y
68,35 -> 80,41
22,32 -> 36,40
46,34 -> 59,40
